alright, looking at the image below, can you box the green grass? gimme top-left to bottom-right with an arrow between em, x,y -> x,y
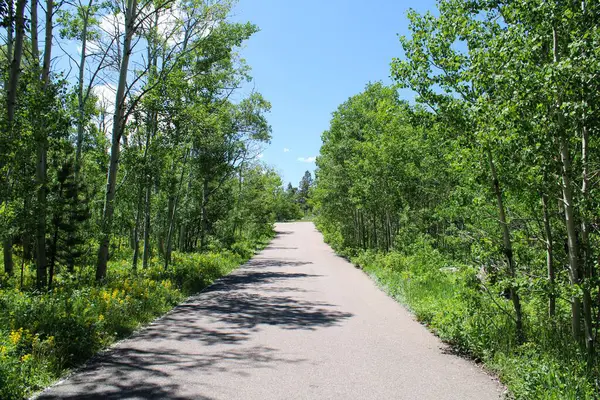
0,236 -> 272,399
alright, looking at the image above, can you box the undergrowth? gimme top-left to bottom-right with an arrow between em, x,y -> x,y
0,236 -> 271,399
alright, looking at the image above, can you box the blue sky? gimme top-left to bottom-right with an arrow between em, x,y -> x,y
233,0 -> 436,186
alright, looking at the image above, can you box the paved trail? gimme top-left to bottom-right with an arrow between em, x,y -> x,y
38,222 -> 502,400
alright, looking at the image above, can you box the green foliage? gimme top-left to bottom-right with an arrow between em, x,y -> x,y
272,181 -> 306,222
297,170 -> 314,216
0,237 -> 268,399
47,156 -> 90,275
273,190 -> 303,222
160,251 -> 241,294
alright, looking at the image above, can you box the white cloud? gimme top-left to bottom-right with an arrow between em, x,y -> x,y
86,38 -> 102,55
152,5 -> 185,44
93,83 -> 117,136
283,148 -> 290,153
297,156 -> 316,163
93,84 -> 116,113
257,153 -> 264,159
100,12 -> 125,40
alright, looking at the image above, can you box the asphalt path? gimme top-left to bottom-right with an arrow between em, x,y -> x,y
37,222 -> 502,399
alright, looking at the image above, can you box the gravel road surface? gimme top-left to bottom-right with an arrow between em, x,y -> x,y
37,222 -> 502,400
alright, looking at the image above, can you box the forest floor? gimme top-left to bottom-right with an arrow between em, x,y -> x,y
35,222 -> 503,400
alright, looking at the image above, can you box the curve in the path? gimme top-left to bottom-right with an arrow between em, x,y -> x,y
36,222 -> 502,400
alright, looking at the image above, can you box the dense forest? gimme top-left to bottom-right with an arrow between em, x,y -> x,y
314,0 -> 599,398
0,0 -> 305,397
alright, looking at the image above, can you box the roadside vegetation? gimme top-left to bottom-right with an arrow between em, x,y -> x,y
0,245 -> 269,399
276,171 -> 314,222
313,1 -> 600,398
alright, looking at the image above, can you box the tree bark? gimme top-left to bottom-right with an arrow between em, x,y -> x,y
554,25 -> 583,343
48,211 -> 61,289
579,0 -> 594,358
35,139 -> 48,289
6,0 -> 26,124
164,155 -> 187,269
487,148 -> 524,344
34,0 -> 53,290
3,0 -> 27,276
75,1 -> 92,179
132,182 -> 144,270
580,123 -> 594,356
97,0 -> 138,280
200,178 -> 209,251
41,0 -> 52,83
559,134 -> 584,343
179,224 -> 187,252
134,109 -> 154,270
542,192 -> 555,317
6,0 -> 13,87
139,27 -> 159,266
142,177 -> 152,269
165,162 -> 187,269
30,0 -> 39,64
3,240 -> 13,276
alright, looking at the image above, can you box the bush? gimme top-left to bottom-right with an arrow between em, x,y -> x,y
230,241 -> 256,260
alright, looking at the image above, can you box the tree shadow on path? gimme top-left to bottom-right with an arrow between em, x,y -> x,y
37,257 -> 352,400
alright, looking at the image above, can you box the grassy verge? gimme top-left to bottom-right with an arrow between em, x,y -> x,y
0,236 -> 272,399
334,243 -> 597,399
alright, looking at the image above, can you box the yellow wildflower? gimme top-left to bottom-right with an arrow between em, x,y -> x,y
9,329 -> 22,345
21,354 -> 32,362
98,314 -> 105,322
